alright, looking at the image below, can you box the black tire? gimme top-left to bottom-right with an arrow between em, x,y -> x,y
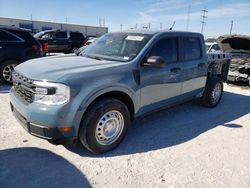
0,60 -> 20,85
79,98 -> 130,154
71,47 -> 79,53
202,77 -> 223,108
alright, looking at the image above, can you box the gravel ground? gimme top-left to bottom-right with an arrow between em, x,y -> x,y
0,83 -> 249,188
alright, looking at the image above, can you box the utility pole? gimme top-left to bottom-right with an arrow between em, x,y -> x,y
186,5 -> 191,31
230,20 -> 233,35
120,24 -> 123,32
30,14 -> 33,21
99,17 -> 102,27
148,23 -> 151,29
160,22 -> 162,30
103,17 -> 105,27
135,23 -> 138,29
200,9 -> 208,34
65,16 -> 68,24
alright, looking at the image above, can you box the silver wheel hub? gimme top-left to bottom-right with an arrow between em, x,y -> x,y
95,110 -> 124,145
2,64 -> 16,82
211,83 -> 222,104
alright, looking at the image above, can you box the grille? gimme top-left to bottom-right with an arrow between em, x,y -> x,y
12,71 -> 35,103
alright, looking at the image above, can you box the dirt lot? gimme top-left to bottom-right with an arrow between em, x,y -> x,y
0,83 -> 249,188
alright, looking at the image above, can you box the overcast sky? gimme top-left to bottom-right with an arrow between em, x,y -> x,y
0,0 -> 249,37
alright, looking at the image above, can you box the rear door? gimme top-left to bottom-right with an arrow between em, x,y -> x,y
0,29 -> 25,61
139,36 -> 183,114
54,31 -> 69,51
180,36 -> 207,96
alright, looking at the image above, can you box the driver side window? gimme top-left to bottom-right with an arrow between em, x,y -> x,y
148,37 -> 178,63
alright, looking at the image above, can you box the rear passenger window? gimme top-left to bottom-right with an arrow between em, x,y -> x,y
70,32 -> 84,40
148,37 -> 178,63
56,32 -> 67,39
0,30 -> 22,42
183,37 -> 202,60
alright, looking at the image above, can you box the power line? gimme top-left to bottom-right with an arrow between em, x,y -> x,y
200,9 -> 208,34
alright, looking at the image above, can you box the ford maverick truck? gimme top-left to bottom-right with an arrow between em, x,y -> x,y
10,31 -> 231,154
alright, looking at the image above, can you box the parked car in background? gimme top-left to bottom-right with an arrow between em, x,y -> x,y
34,30 -> 85,54
0,26 -> 42,84
83,36 -> 96,44
217,34 -> 250,85
75,37 -> 97,55
84,37 -> 97,46
206,42 -> 221,52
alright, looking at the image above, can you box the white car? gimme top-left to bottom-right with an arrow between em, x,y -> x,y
206,42 -> 221,52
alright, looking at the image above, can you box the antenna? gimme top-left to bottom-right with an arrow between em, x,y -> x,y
169,21 -> 175,30
200,9 -> 208,34
230,20 -> 233,35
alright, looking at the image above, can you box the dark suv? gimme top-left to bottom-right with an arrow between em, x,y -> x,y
0,26 -> 42,84
34,30 -> 85,54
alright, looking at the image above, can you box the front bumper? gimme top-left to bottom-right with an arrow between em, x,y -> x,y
10,101 -> 77,144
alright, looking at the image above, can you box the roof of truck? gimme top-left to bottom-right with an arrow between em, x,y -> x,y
119,30 -> 202,36
0,25 -> 31,32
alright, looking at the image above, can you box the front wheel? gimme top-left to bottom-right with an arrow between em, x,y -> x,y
201,77 -> 223,108
79,98 -> 130,154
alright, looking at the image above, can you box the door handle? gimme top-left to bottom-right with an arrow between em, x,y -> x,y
170,67 -> 181,73
198,63 -> 205,67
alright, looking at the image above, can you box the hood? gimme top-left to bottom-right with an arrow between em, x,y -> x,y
15,54 -> 126,82
217,35 -> 250,54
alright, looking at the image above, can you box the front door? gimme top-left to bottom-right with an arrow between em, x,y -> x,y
139,37 -> 183,114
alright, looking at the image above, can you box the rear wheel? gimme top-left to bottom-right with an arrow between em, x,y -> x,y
71,47 -> 79,53
79,98 -> 130,154
201,77 -> 223,107
0,60 -> 20,85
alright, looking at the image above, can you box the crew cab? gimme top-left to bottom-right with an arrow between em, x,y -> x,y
10,31 -> 230,154
34,30 -> 85,54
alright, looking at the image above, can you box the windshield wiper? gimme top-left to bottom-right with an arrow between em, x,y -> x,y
85,54 -> 103,61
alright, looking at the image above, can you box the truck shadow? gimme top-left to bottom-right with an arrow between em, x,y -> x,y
0,147 -> 91,188
66,91 -> 250,157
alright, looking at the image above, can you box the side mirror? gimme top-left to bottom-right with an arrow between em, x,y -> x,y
144,56 -> 165,68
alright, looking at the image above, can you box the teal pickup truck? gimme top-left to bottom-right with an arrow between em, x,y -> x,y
10,31 -> 230,154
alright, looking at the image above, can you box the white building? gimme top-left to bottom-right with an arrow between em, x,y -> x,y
0,17 -> 108,37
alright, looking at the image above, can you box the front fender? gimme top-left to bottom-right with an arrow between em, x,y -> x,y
72,84 -> 139,134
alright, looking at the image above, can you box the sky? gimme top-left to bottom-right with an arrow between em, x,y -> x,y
0,0 -> 249,37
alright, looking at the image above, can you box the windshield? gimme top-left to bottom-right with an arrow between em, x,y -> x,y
81,33 -> 152,61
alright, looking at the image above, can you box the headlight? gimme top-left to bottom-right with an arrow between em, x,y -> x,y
33,81 -> 70,105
